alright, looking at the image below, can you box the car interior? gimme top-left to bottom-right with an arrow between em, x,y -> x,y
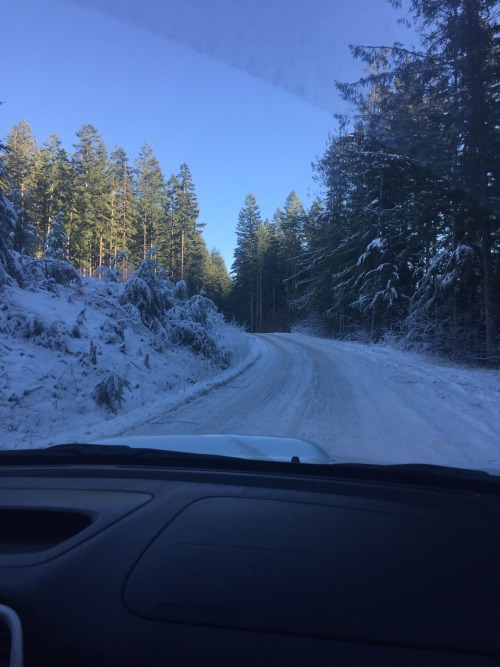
1,444 -> 499,666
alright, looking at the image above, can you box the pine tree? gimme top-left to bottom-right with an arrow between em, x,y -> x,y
231,193 -> 263,331
2,121 -> 41,254
71,124 -> 111,272
0,139 -> 20,287
134,142 -> 167,265
41,212 -> 80,286
170,163 -> 202,286
276,191 -> 307,326
336,0 -> 499,358
302,126 -> 430,340
9,187 -> 39,256
1,121 -> 39,210
109,147 -> 135,265
44,211 -> 69,261
187,230 -> 210,294
32,134 -> 73,242
164,174 -> 180,276
203,248 -> 232,311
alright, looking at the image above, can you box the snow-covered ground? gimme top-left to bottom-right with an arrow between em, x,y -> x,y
0,278 -> 251,449
1,279 -> 499,471
121,333 -> 500,470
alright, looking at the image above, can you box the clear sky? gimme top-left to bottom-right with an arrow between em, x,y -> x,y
2,0 -> 411,269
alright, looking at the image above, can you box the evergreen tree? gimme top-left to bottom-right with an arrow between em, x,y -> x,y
32,134 -> 73,242
164,173 -> 180,276
0,139 -> 20,286
231,193 -> 262,331
134,142 -> 167,265
109,146 -> 135,264
301,126 -> 433,340
2,121 -> 41,254
187,229 -> 210,294
276,191 -> 307,326
71,124 -> 111,272
259,217 -> 284,330
9,187 -> 39,256
203,248 -> 232,311
41,211 -> 81,286
1,121 -> 38,210
336,0 -> 499,358
44,211 -> 69,261
170,163 -> 202,286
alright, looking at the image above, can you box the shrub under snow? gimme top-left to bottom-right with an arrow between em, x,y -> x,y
120,260 -> 234,365
93,373 -> 131,412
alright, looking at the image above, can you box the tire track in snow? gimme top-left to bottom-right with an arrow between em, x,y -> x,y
130,333 -> 360,455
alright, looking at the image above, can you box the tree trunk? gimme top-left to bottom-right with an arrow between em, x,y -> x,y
181,228 -> 184,280
481,217 -> 494,359
463,0 -> 495,359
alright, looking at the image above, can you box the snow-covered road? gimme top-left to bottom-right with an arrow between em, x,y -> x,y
130,333 -> 500,468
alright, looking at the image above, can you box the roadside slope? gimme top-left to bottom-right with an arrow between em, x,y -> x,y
0,279 -> 250,449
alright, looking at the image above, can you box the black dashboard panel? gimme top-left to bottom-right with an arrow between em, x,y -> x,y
124,494 -> 499,652
0,462 -> 499,667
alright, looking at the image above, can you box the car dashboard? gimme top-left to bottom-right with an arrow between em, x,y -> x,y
0,447 -> 499,667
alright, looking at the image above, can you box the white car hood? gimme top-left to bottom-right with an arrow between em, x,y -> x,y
95,434 -> 329,464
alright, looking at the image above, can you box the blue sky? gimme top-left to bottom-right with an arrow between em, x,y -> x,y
2,0 -> 410,269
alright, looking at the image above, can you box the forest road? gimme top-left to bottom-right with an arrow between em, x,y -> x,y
133,333 -> 500,468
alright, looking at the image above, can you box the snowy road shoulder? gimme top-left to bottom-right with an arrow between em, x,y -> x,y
71,334 -> 263,444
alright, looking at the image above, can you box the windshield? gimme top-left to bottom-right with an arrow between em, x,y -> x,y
0,0 -> 498,471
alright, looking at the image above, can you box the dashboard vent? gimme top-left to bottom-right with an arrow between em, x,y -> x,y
0,508 -> 92,555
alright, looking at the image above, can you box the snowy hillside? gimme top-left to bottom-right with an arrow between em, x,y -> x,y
0,274 -> 251,449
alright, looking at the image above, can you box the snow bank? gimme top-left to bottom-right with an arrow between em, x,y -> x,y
0,277 -> 252,449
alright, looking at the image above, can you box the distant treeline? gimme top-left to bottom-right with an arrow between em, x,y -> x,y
0,122 -> 231,310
